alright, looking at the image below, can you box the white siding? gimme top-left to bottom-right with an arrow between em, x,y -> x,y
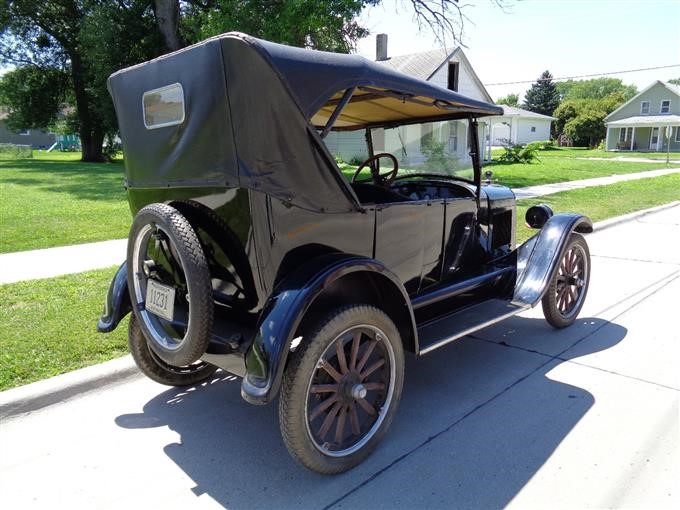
428,57 -> 488,102
322,131 -> 368,162
516,119 -> 551,144
491,123 -> 511,145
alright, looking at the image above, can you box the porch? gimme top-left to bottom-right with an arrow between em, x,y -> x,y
605,115 -> 680,152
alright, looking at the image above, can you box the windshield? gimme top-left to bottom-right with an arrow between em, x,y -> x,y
373,119 -> 474,181
323,119 -> 476,183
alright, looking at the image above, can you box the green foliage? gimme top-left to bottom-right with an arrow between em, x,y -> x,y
496,93 -> 520,107
0,66 -> 69,131
523,70 -> 560,116
556,78 -> 637,102
525,140 -> 555,151
665,78 -> 680,85
421,138 -> 456,171
0,143 -> 33,159
554,92 -> 627,147
188,0 -> 378,52
496,143 -> 539,164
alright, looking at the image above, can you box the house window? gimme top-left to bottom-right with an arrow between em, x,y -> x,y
530,126 -> 536,132
18,129 -> 30,135
447,62 -> 459,92
660,100 -> 671,114
619,128 -> 626,142
675,126 -> 680,143
640,101 -> 650,115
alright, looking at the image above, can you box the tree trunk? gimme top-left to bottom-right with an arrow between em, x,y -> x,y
70,53 -> 105,162
154,0 -> 183,52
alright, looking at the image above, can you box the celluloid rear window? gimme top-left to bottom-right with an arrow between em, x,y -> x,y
143,83 -> 185,129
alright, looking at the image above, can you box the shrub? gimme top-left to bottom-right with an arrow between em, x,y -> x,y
0,143 -> 32,159
496,143 -> 538,164
349,155 -> 364,166
526,140 -> 554,151
334,155 -> 344,165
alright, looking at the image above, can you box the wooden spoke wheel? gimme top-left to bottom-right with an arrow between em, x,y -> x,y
279,305 -> 404,474
542,233 -> 591,328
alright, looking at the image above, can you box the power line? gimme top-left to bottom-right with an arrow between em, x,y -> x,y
484,64 -> 680,86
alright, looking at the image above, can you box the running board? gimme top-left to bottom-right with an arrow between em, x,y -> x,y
417,299 -> 530,355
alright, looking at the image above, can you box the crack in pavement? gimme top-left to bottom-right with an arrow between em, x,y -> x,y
323,270 -> 680,509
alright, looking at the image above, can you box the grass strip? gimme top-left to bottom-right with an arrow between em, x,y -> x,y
0,153 -> 131,253
0,267 -> 128,390
515,172 -> 680,243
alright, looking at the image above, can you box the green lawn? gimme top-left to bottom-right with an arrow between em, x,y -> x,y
491,146 -> 680,160
0,152 -> 131,253
0,266 -> 128,390
515,172 -> 680,243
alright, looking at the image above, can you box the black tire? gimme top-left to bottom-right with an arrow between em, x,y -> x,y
542,233 -> 591,328
127,203 -> 213,366
172,200 -> 257,310
128,314 -> 218,386
279,305 -> 405,474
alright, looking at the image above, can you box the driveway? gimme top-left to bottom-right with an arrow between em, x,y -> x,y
1,205 -> 678,509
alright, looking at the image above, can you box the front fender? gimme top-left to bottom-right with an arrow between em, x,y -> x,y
513,213 -> 592,307
241,253 -> 414,405
97,263 -> 132,333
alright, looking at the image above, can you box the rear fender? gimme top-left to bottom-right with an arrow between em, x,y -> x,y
241,253 -> 415,405
513,213 -> 592,307
97,263 -> 132,333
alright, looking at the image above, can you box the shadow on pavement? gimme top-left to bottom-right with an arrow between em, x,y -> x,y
115,316 -> 627,509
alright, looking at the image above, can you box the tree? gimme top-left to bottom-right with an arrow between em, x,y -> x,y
556,77 -> 636,102
554,94 -> 626,147
496,93 -> 519,107
668,78 -> 680,85
523,70 -> 560,117
0,66 -> 69,131
0,1 -> 163,161
2,1 -> 510,160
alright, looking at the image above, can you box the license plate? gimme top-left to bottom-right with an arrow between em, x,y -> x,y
145,279 -> 176,321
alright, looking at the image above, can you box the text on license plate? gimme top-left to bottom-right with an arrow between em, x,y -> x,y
145,280 -> 176,321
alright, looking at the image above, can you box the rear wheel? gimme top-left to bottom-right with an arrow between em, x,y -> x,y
279,305 -> 404,474
128,314 -> 218,386
127,203 -> 213,366
542,233 -> 590,328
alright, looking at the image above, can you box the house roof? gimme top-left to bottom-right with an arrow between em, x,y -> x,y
493,105 -> 557,120
606,114 -> 680,126
376,47 -> 494,103
604,80 -> 680,121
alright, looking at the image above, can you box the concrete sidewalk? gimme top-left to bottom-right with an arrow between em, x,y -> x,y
0,204 -> 678,509
0,166 -> 678,284
512,166 -> 680,199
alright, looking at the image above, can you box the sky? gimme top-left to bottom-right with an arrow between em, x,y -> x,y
355,0 -> 680,101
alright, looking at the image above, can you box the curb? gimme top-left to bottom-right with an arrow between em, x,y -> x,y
1,201 -> 678,421
0,355 -> 139,421
592,201 -> 680,232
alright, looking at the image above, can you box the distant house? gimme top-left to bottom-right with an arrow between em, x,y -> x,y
486,106 -> 556,146
324,36 -> 554,163
0,107 -> 56,149
604,81 -> 680,152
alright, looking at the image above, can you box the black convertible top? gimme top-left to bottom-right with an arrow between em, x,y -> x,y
108,32 -> 501,213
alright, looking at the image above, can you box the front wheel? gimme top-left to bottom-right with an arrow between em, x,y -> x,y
279,305 -> 405,474
542,233 -> 591,328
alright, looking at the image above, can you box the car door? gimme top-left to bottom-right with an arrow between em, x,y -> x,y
374,198 -> 444,295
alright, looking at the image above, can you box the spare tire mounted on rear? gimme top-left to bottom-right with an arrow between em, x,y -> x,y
127,203 -> 213,366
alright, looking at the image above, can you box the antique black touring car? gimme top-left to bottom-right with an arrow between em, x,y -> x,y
99,32 -> 592,474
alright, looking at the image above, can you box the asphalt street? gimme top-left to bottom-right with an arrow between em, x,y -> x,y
1,205 -> 678,509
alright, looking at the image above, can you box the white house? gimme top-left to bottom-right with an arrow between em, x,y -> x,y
324,35 -> 555,163
486,106 -> 555,145
604,81 -> 680,152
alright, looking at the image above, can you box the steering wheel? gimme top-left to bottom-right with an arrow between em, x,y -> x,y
351,153 -> 399,187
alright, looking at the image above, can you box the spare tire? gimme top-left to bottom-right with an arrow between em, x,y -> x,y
127,203 -> 213,366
